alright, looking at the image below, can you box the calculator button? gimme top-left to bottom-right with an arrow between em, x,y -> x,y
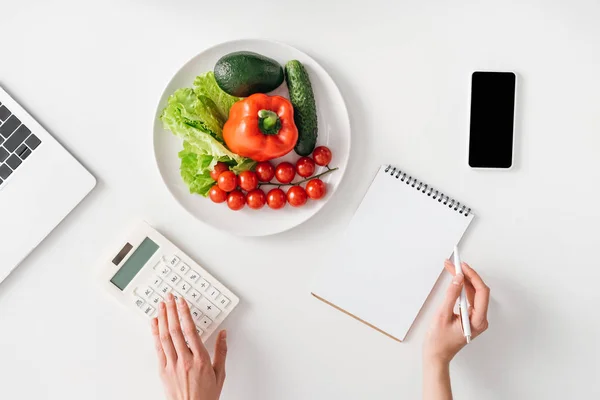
151,277 -> 163,289
133,296 -> 145,308
137,286 -> 153,299
188,289 -> 201,302
197,297 -> 221,320
167,255 -> 180,268
197,278 -> 210,291
172,291 -> 181,302
207,288 -> 220,301
187,270 -> 200,283
143,305 -> 156,317
155,265 -> 171,277
195,326 -> 204,336
216,295 -> 231,308
167,272 -> 181,286
198,315 -> 213,329
190,307 -> 203,321
158,283 -> 173,295
178,263 -> 191,275
177,280 -> 191,294
149,294 -> 163,305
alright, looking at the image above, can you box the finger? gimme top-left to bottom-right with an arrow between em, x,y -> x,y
441,273 -> 464,319
462,262 -> 490,326
165,293 -> 191,357
176,297 -> 210,361
150,318 -> 166,368
157,301 -> 178,363
213,330 -> 228,386
444,260 -> 475,306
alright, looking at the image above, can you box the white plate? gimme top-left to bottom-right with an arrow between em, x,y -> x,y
153,39 -> 351,236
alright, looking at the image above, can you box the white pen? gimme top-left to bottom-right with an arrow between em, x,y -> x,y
453,245 -> 472,344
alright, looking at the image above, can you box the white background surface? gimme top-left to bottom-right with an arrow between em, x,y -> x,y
1,0 -> 599,399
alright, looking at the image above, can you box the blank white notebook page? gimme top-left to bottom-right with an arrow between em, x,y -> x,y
312,165 -> 474,341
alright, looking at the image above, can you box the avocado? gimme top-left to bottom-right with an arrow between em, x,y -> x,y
284,60 -> 318,156
214,51 -> 284,97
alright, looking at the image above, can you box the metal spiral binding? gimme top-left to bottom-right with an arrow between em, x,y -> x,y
384,165 -> 471,217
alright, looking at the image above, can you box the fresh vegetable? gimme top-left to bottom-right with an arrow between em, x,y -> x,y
193,72 -> 241,119
214,51 -> 284,97
223,94 -> 298,162
255,162 -> 275,182
218,171 -> 237,192
210,162 -> 229,181
287,186 -> 307,207
312,146 -> 332,166
209,186 -> 228,203
227,190 -> 246,211
246,189 -> 266,209
238,171 -> 258,192
267,188 -> 286,209
161,84 -> 254,197
296,157 -> 315,178
285,60 -> 318,156
306,179 -> 326,199
275,162 -> 295,184
179,143 -> 217,197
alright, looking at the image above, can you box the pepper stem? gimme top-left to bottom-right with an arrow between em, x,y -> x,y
258,109 -> 281,135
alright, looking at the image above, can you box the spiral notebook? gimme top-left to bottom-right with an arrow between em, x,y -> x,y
311,165 -> 474,342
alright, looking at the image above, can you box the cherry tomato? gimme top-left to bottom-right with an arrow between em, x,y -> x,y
246,189 -> 266,209
217,171 -> 237,192
275,162 -> 295,184
312,146 -> 332,166
227,190 -> 246,211
266,188 -> 286,209
210,162 -> 229,181
287,186 -> 308,207
238,171 -> 258,191
255,162 -> 275,182
306,179 -> 326,200
296,157 -> 316,178
209,185 -> 227,203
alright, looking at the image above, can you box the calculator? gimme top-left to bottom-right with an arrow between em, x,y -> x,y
101,222 -> 239,341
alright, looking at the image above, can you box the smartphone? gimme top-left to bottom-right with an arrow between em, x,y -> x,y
468,71 -> 517,169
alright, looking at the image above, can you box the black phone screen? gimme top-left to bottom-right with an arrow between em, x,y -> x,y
468,72 -> 516,168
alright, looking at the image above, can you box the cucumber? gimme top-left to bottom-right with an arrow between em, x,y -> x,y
214,51 -> 284,97
285,60 -> 318,156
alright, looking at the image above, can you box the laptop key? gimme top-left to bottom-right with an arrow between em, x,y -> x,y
4,124 -> 31,152
0,177 -> 3,186
16,144 -> 31,160
0,115 -> 20,138
0,136 -> 4,146
0,105 -> 10,122
6,154 -> 21,170
0,147 -> 8,163
25,134 -> 41,150
0,163 -> 12,179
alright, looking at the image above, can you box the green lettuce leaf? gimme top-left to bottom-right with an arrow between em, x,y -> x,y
162,88 -> 224,140
231,157 -> 257,174
161,94 -> 246,164
193,72 -> 241,119
178,144 -> 217,197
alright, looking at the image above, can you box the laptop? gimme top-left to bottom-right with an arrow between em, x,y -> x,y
0,86 -> 95,282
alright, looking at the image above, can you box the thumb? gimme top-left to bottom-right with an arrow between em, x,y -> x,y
441,273 -> 464,319
213,330 -> 228,386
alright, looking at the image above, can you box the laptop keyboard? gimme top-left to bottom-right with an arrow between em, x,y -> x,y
0,101 -> 41,186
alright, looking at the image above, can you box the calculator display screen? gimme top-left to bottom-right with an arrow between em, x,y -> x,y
110,237 -> 159,291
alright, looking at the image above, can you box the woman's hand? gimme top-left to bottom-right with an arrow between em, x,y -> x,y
151,293 -> 228,400
422,261 -> 490,400
424,260 -> 490,364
